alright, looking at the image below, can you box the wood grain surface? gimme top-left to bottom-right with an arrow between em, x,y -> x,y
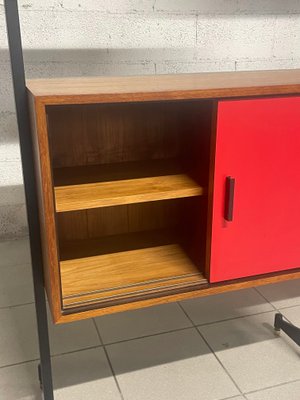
27,69 -> 300,105
60,230 -> 207,309
55,171 -> 203,212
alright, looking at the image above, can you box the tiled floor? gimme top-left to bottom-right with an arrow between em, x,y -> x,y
0,238 -> 300,400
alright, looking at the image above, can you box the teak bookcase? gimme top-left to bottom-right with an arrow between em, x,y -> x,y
27,69 -> 300,324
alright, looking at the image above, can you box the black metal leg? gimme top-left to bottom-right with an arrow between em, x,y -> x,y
274,313 -> 300,346
38,364 -> 43,390
4,1 -> 54,399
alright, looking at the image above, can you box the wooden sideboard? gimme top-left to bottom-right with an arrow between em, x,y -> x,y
27,69 -> 300,324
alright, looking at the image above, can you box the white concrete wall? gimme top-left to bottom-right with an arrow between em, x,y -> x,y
0,0 -> 299,238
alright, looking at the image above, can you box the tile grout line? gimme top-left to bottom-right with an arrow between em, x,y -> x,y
254,286 -> 300,316
195,328 -> 244,397
3,344 -> 300,399
0,261 -> 31,268
179,292 -> 300,397
92,319 -> 125,400
0,344 -> 104,370
0,358 -> 40,370
253,287 -> 278,311
254,288 -> 300,352
253,287 -> 295,324
1,306 -> 277,371
68,308 -> 281,350
243,376 -> 300,396
275,302 -> 300,311
51,344 -> 105,359
58,308 -> 280,351
102,325 -> 193,346
177,302 -> 244,396
194,308 -> 277,329
0,236 -> 29,244
0,301 -> 35,310
219,394 -> 247,400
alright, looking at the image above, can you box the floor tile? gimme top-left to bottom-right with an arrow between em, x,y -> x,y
0,361 -> 40,400
52,348 -> 122,400
199,311 -> 300,393
256,279 -> 300,309
0,263 -> 34,307
0,303 -> 100,366
180,288 -> 273,326
0,237 -> 30,268
245,380 -> 300,399
0,305 -> 38,367
279,304 -> 300,348
0,348 -> 122,400
95,302 -> 192,344
280,304 -> 300,325
47,313 -> 101,356
107,328 -> 239,400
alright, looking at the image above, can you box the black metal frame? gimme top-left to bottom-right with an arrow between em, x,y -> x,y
4,1 -> 54,399
3,1 -> 300,399
274,313 -> 300,346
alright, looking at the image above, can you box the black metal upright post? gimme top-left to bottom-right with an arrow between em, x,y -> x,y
4,1 -> 54,399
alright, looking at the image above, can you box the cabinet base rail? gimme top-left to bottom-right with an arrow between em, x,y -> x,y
274,313 -> 300,347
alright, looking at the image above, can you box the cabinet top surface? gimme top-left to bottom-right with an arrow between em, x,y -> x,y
27,69 -> 300,104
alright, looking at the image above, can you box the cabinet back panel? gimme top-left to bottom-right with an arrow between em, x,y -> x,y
57,197 -> 206,270
56,200 -> 180,242
47,100 -> 213,186
47,103 -> 181,168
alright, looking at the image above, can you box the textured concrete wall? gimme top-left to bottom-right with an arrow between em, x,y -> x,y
0,0 -> 299,238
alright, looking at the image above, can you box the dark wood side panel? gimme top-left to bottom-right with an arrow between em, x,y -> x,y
28,95 -> 62,323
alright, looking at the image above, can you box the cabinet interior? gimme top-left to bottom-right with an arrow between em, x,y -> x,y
46,99 -> 214,310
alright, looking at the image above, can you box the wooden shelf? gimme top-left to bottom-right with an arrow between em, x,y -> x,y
59,230 -> 207,309
54,160 -> 204,212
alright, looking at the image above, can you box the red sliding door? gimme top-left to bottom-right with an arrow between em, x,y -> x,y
210,97 -> 300,283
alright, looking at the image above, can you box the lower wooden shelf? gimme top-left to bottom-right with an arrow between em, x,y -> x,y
59,230 -> 207,310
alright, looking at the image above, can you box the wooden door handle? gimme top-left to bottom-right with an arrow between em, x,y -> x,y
224,176 -> 235,221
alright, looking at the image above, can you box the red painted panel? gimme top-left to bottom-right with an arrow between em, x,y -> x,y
210,97 -> 300,283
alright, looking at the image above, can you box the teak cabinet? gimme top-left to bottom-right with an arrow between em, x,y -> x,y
27,69 -> 300,324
